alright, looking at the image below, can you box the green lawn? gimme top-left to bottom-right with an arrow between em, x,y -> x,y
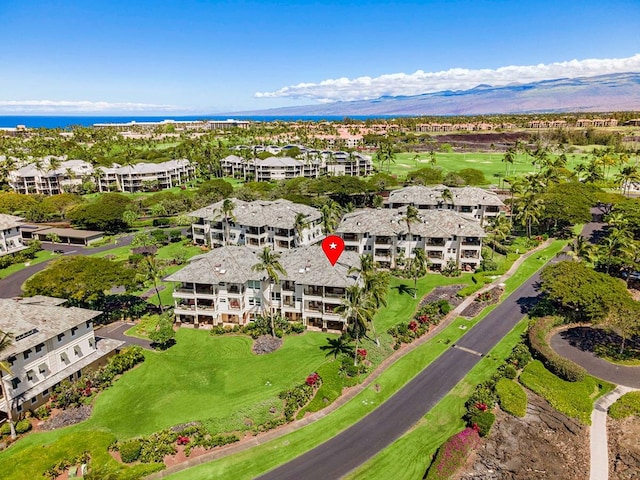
0,330 -> 334,479
519,360 -> 614,425
0,250 -> 56,279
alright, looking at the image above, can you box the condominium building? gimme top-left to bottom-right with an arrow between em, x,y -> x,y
97,159 -> 195,193
336,208 -> 486,271
0,214 -> 27,257
0,297 -> 123,419
166,245 -> 360,331
385,185 -> 505,224
9,158 -> 195,195
190,199 -> 323,250
8,158 -> 93,195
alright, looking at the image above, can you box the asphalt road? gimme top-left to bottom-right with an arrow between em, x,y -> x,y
0,234 -> 134,298
258,267 -> 550,480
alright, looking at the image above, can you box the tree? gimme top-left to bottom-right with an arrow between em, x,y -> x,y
320,200 -> 342,234
605,298 -> 640,355
0,330 -> 16,439
136,255 -> 167,313
218,199 -> 236,246
149,314 -> 176,349
402,205 -> 420,273
567,235 -> 594,262
251,247 -> 287,337
320,335 -> 354,358
486,215 -> 511,259
67,193 -> 132,233
441,188 -> 453,208
335,285 -> 375,366
23,256 -> 136,306
411,248 -> 428,298
294,213 -> 309,247
514,193 -> 543,237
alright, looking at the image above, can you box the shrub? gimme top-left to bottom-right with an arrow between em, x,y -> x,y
464,381 -> 497,414
609,391 -> 640,419
119,438 -> 143,463
15,419 -> 32,434
0,422 -> 11,436
527,317 -> 586,382
425,428 -> 481,479
507,342 -> 532,370
467,410 -> 495,437
495,378 -> 527,417
33,404 -> 52,420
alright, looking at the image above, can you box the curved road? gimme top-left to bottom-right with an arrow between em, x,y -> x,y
258,262 -> 551,480
0,235 -> 134,298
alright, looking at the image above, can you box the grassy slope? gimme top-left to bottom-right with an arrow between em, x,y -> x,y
0,250 -> 56,279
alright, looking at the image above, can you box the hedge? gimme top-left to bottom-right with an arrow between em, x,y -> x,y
425,428 -> 481,480
495,378 -> 527,417
527,316 -> 586,382
609,391 -> 640,419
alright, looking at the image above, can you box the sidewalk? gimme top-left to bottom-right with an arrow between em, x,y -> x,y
589,385 -> 638,480
148,240 -> 556,478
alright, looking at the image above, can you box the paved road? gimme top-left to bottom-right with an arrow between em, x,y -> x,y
0,234 -> 134,298
258,266 -> 551,480
550,333 -> 640,388
97,321 -> 154,350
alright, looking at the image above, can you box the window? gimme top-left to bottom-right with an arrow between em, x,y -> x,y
88,339 -> 94,348
11,378 -> 20,389
74,345 -> 82,357
31,396 -> 37,405
60,352 -> 69,362
35,343 -> 44,353
23,349 -> 32,360
26,370 -> 35,381
71,327 -> 78,336
39,364 -> 47,375
42,388 -> 49,397
85,320 -> 92,329
57,333 -> 65,342
8,356 -> 15,367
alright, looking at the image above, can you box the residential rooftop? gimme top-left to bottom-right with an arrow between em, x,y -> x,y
386,185 -> 504,207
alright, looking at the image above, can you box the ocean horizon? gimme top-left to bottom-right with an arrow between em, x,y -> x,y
0,114 -> 405,129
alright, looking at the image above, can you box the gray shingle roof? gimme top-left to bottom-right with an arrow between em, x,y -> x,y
190,199 -> 321,229
336,208 -> 486,238
386,185 -> 504,207
165,246 -> 360,288
0,214 -> 23,230
0,298 -> 102,359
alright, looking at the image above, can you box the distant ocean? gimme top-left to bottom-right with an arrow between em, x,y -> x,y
0,114 -> 402,129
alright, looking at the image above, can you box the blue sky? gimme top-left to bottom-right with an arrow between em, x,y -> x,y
1,0 -> 639,114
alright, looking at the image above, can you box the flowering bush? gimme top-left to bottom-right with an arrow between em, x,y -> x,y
426,428 -> 481,479
475,402 -> 488,412
408,320 -> 419,332
357,349 -> 368,359
305,372 -> 320,386
417,314 -> 430,324
177,435 -> 190,446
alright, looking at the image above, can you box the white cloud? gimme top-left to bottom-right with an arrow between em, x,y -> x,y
0,100 -> 182,114
255,54 -> 640,102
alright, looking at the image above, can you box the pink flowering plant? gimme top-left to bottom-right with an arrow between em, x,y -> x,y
426,427 -> 481,480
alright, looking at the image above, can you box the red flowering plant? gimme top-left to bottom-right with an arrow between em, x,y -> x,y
417,315 -> 430,324
408,320 -> 419,332
357,349 -> 368,360
429,427 -> 481,479
305,372 -> 320,386
474,402 -> 488,412
177,436 -> 190,445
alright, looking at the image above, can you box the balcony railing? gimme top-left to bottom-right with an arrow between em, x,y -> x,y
462,239 -> 481,246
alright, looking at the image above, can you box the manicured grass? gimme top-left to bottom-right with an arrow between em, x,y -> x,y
608,391 -> 640,419
501,240 -> 566,297
0,331 -> 333,479
0,250 -> 56,279
519,360 -> 614,425
346,318 -> 530,480
125,314 -> 162,339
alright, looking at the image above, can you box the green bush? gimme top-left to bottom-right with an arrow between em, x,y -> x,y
15,419 -> 32,434
466,410 -> 495,437
609,391 -> 640,419
507,342 -> 532,370
495,378 -> 527,417
464,381 -> 497,413
119,438 -> 143,463
527,317 -> 586,382
0,422 -> 11,436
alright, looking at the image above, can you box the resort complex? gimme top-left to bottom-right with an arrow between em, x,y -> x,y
0,214 -> 27,257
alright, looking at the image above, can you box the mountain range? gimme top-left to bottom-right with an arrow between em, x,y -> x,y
231,73 -> 640,116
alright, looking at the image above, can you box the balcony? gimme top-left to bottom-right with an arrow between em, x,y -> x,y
174,288 -> 196,298
462,251 -> 479,259
228,298 -> 243,310
428,252 -> 444,259
304,287 -> 323,297
462,238 -> 481,246
324,288 -> 345,298
342,233 -> 358,242
374,237 -> 392,245
425,239 -> 445,246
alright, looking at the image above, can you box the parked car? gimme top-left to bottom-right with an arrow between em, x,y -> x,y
53,249 -> 65,254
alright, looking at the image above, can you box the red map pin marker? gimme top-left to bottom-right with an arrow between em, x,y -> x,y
322,235 -> 345,266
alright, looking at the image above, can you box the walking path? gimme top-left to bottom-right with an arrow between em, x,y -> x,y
148,239 -> 554,478
589,385 -> 638,480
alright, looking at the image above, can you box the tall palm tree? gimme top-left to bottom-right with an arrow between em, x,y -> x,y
218,199 -> 236,246
567,235 -> 594,262
348,254 -> 387,345
320,200 -> 342,234
515,193 -> 543,238
441,188 -> 453,210
402,205 -> 420,272
411,248 -> 428,298
293,213 -> 309,247
251,247 -> 287,337
0,330 -> 16,439
486,215 -> 512,259
335,285 -> 375,366
502,147 -> 516,177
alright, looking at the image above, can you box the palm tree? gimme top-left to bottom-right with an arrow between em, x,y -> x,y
251,247 -> 287,337
515,193 -> 543,238
441,188 -> 453,209
502,147 -> 516,177
486,215 -> 512,259
335,285 -> 375,366
402,205 -> 420,272
0,330 -> 16,439
348,255 -> 387,345
567,235 -> 593,262
293,213 -> 309,247
320,200 -> 342,234
320,335 -> 354,358
218,199 -> 236,246
411,248 -> 428,298
139,255 -> 166,313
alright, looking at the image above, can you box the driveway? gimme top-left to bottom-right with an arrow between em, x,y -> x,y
96,321 -> 154,350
